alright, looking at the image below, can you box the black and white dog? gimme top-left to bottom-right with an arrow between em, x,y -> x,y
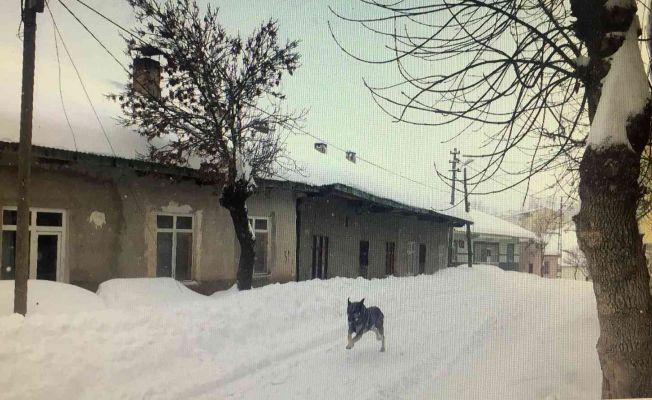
346,298 -> 385,352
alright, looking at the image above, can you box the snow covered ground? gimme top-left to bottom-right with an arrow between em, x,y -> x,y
0,266 -> 600,400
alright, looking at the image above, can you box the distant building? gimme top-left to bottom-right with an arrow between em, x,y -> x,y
453,209 -> 536,272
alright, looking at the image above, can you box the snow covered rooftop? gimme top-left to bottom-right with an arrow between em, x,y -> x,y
455,209 -> 536,240
0,137 -> 470,225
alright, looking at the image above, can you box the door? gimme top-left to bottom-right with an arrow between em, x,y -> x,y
311,235 -> 329,279
359,240 -> 369,278
418,244 -> 427,274
30,233 -> 61,281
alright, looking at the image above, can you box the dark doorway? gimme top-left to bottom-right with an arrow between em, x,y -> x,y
418,244 -> 427,274
359,240 -> 369,278
36,234 -> 58,281
311,235 -> 329,279
385,242 -> 395,276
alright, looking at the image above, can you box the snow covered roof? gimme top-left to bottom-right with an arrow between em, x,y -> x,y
0,139 -> 470,225
275,133 -> 469,223
455,209 -> 536,240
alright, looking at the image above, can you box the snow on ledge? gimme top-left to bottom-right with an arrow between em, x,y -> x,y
587,17 -> 650,151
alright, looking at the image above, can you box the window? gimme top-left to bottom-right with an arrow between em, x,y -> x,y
311,235 -> 329,279
458,240 -> 465,249
359,240 -> 369,278
418,244 -> 426,274
385,242 -> 395,276
1,208 -> 65,281
249,217 -> 271,275
156,214 -> 193,281
507,244 -> 515,263
528,263 -> 534,274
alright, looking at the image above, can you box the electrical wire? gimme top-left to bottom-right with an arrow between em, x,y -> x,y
47,1 -> 116,155
50,9 -> 79,151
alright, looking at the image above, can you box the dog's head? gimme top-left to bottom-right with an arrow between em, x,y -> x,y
347,297 -> 366,324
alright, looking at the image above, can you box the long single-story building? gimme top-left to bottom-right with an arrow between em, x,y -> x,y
0,141 -> 468,293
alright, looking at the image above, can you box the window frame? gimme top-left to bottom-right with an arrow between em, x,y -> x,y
1,207 -> 67,282
248,216 -> 272,276
155,213 -> 194,281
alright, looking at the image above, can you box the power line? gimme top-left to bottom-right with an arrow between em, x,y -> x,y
291,126 -> 450,196
71,0 -> 146,44
56,0 -> 129,73
46,1 -> 117,155
50,9 -> 78,151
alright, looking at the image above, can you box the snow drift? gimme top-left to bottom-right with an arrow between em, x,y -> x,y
0,280 -> 105,316
96,277 -> 209,308
0,266 -> 600,399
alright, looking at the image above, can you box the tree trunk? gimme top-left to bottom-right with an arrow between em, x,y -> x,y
570,1 -> 652,395
220,179 -> 255,290
575,145 -> 652,398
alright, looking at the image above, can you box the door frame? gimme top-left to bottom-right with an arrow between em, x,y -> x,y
30,231 -> 63,281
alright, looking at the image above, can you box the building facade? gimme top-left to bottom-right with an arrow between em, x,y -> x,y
0,142 -> 465,293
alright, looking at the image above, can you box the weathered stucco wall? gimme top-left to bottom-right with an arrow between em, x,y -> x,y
297,195 -> 449,280
0,162 -> 297,292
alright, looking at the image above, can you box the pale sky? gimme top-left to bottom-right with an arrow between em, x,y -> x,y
0,0 -> 564,213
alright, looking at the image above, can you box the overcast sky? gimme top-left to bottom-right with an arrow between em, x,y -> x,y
0,0 -> 564,213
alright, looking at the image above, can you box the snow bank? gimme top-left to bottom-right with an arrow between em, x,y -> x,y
588,17 -> 650,150
0,267 -> 600,400
0,280 -> 105,316
96,278 -> 209,308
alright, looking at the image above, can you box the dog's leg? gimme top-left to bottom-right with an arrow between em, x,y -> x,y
378,325 -> 385,352
346,332 -> 353,349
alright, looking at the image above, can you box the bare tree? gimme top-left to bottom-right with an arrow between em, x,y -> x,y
527,209 -> 560,276
334,0 -> 652,396
114,0 -> 303,290
564,246 -> 590,280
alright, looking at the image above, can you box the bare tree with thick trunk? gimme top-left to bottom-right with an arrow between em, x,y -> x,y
334,0 -> 652,396
114,0 -> 303,290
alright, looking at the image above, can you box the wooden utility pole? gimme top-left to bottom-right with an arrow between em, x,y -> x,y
447,148 -> 460,268
449,148 -> 460,205
15,0 -> 44,315
463,167 -> 472,268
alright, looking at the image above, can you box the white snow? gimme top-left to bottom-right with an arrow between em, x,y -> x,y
236,149 -> 256,191
573,55 -> 589,67
454,209 -> 536,239
0,280 -> 105,316
96,278 -> 209,308
588,17 -> 651,150
0,266 -> 600,399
